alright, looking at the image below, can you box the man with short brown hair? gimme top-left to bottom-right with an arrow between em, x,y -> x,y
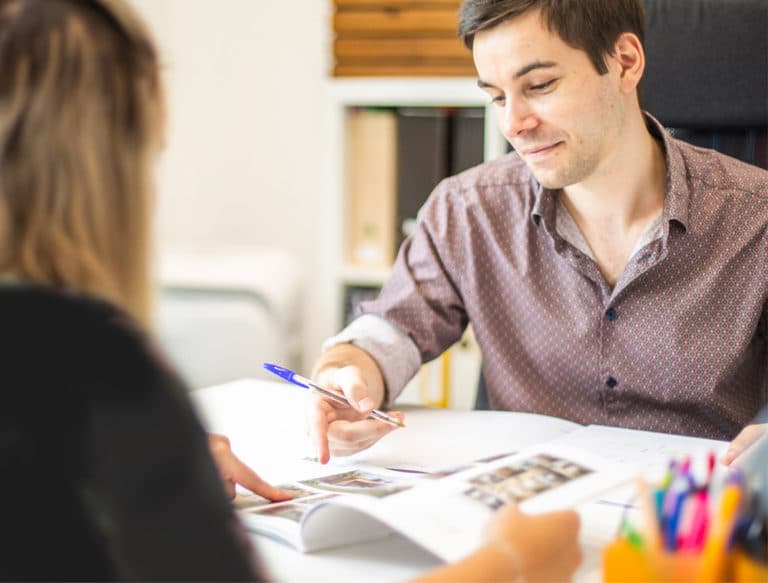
308,0 -> 768,465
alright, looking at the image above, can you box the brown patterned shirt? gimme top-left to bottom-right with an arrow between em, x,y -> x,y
330,115 -> 768,440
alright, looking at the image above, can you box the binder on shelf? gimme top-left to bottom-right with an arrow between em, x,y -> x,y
416,327 -> 481,410
448,326 -> 482,410
450,107 -> 486,174
395,107 -> 487,253
345,108 -> 397,270
342,284 -> 382,327
417,352 -> 451,409
395,107 -> 449,252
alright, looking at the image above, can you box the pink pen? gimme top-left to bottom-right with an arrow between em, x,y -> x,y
706,451 -> 716,482
680,489 -> 709,551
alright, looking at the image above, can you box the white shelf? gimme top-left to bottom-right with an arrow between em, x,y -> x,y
326,77 -> 508,170
322,77 -> 508,337
321,77 -> 500,409
340,264 -> 392,287
326,77 -> 489,107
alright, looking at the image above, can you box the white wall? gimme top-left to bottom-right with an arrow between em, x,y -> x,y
129,0 -> 334,371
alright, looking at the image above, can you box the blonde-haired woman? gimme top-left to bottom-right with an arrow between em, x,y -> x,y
0,0 -> 285,578
0,1 -> 580,581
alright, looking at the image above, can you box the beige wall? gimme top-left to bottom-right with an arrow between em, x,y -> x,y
130,0 -> 333,369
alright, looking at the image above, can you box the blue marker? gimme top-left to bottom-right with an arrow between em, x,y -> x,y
263,363 -> 405,428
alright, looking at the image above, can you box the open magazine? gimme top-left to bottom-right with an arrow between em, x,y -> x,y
192,381 -> 730,576
234,443 -> 633,561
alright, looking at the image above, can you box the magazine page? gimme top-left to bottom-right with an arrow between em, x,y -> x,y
544,425 -> 730,528
338,408 -> 584,473
551,424 -> 728,477
236,443 -> 633,559
327,443 -> 634,562
235,465 -> 422,551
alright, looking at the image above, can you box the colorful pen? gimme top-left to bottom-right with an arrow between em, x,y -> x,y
697,471 -> 743,582
263,362 -> 405,428
662,472 -> 692,551
635,476 -> 662,551
680,489 -> 709,551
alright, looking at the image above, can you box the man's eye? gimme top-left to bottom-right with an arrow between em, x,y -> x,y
529,79 -> 555,92
491,95 -> 506,105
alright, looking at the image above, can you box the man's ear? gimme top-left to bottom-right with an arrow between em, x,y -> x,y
612,32 -> 645,93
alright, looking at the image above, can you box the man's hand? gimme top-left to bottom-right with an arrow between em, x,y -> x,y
308,344 -> 403,464
208,433 -> 293,501
721,423 -> 768,465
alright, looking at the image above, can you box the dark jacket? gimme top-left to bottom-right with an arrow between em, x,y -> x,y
0,285 -> 259,580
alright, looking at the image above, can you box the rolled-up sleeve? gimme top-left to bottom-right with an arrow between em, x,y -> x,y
322,177 -> 470,405
322,314 -> 421,405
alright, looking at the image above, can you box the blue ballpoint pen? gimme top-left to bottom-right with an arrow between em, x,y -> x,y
263,363 -> 405,428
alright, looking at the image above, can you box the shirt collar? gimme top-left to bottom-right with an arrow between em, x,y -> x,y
645,113 -> 690,234
531,183 -> 558,237
530,112 -> 690,235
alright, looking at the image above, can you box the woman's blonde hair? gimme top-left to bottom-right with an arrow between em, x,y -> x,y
0,0 -> 163,327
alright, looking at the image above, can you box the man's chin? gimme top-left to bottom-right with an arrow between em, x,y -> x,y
529,170 -> 567,190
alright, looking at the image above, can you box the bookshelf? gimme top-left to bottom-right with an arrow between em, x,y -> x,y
325,77 -> 507,409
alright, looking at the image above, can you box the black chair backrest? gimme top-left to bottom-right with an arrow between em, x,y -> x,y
642,0 -> 768,167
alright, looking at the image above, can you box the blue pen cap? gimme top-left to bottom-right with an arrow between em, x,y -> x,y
263,362 -> 309,388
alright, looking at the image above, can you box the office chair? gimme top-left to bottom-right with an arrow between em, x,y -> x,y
155,249 -> 303,390
475,0 -> 768,410
641,0 -> 767,168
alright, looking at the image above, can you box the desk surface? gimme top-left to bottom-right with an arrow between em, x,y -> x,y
190,379 -> 728,583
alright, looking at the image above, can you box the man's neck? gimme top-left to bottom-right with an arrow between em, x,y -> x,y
559,111 -> 667,286
561,111 -> 666,228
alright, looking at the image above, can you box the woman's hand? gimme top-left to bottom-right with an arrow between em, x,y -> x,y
484,504 -> 582,582
413,503 -> 582,583
207,433 -> 293,501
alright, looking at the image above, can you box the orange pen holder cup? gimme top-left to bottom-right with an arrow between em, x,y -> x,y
603,540 -> 768,583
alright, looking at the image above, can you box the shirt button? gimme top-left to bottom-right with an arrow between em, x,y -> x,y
605,308 -> 617,321
606,376 -> 618,388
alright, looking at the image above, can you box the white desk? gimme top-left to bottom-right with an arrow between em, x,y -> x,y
190,379 -> 729,583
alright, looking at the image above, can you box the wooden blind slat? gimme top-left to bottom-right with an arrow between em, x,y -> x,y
334,63 -> 476,77
334,9 -> 459,35
332,1 -> 472,77
335,0 -> 460,8
335,38 -> 468,59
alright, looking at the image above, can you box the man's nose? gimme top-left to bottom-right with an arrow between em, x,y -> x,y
500,98 -> 538,140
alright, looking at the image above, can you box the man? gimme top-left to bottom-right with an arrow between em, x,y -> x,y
309,0 -> 768,465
